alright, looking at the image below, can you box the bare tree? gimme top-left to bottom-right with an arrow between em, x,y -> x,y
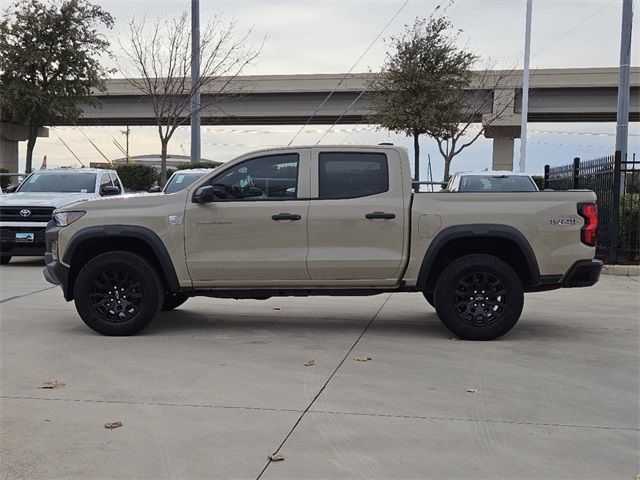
428,68 -> 517,180
119,12 -> 260,184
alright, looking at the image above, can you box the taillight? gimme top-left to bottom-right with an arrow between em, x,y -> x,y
578,203 -> 598,247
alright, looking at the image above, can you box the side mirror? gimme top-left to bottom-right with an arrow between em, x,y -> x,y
100,185 -> 120,196
4,185 -> 16,193
246,187 -> 263,197
193,185 -> 215,203
148,185 -> 161,193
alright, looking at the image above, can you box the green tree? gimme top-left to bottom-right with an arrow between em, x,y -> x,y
0,0 -> 113,173
369,16 -> 476,184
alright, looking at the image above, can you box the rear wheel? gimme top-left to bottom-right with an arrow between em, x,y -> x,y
162,293 -> 189,311
433,254 -> 524,341
73,251 -> 164,336
423,292 -> 435,308
0,256 -> 11,265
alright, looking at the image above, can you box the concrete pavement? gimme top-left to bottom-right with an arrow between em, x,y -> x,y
1,257 -> 638,479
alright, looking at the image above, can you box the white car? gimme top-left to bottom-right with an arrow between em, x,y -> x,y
152,168 -> 215,194
0,168 -> 124,264
446,171 -> 539,192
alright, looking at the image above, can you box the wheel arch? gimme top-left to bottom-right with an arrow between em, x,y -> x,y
62,225 -> 180,300
417,224 -> 541,292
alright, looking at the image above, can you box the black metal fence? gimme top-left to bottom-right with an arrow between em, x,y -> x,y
544,151 -> 639,263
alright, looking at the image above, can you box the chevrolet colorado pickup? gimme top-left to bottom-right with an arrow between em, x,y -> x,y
0,168 -> 123,264
43,146 -> 602,340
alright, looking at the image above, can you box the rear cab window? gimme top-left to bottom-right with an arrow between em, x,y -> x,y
459,175 -> 538,192
318,152 -> 389,199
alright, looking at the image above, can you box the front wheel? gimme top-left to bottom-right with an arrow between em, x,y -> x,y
433,254 -> 524,341
73,251 -> 164,336
0,256 -> 11,265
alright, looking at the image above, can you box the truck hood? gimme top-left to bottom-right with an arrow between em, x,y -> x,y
57,192 -> 172,212
0,192 -> 93,208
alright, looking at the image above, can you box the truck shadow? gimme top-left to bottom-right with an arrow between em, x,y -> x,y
150,308 -> 451,338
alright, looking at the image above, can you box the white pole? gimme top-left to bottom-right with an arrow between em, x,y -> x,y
190,0 -> 201,165
615,0 -> 633,161
520,0 -> 533,173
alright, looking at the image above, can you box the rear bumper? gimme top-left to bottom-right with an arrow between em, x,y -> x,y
561,258 -> 603,288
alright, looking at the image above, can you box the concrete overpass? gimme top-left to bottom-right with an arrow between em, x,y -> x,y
1,67 -> 638,172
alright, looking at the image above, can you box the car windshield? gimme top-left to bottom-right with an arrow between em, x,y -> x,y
164,172 -> 207,193
459,175 -> 537,192
17,172 -> 97,193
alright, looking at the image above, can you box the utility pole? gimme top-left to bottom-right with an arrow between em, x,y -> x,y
190,0 -> 201,165
615,0 -> 633,163
519,0 -> 533,173
122,126 -> 130,163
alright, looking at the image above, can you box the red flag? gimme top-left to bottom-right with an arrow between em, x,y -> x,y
40,155 -> 47,170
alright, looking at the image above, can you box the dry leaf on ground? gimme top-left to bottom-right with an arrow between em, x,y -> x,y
449,337 -> 460,341
104,421 -> 123,429
268,453 -> 285,462
39,380 -> 65,389
466,388 -> 478,393
355,357 -> 372,362
304,360 -> 315,367
273,307 -> 282,311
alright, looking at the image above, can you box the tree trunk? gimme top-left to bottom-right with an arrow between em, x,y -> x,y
443,155 -> 453,183
160,140 -> 168,186
413,131 -> 420,192
25,124 -> 39,173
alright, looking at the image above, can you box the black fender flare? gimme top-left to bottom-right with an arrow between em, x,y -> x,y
417,224 -> 541,289
63,225 -> 180,293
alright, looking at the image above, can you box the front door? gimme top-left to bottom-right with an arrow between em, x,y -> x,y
184,150 -> 311,287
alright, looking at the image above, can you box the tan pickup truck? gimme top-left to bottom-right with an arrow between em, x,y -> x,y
44,145 -> 602,340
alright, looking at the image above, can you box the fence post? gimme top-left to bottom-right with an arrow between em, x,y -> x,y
609,150 -> 622,263
572,157 -> 580,189
543,165 -> 549,189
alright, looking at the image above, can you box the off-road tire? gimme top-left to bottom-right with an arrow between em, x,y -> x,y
433,254 -> 524,341
0,256 -> 11,265
74,251 -> 164,336
162,293 -> 189,311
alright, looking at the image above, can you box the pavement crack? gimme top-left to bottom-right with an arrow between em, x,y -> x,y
255,294 -> 392,480
306,409 -> 639,432
0,286 -> 56,304
0,395 -> 304,414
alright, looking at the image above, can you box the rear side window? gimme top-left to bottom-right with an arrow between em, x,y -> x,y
319,152 -> 389,199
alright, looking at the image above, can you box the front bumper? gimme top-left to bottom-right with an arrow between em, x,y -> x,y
43,222 -> 72,300
0,226 -> 46,256
561,259 -> 603,288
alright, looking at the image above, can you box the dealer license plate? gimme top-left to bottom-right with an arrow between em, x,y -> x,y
15,233 -> 34,243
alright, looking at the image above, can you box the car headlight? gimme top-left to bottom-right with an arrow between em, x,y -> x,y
53,211 -> 86,227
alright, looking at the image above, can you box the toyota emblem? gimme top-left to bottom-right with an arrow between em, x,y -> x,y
19,209 -> 31,218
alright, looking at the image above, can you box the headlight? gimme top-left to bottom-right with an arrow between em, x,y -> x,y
53,211 -> 86,227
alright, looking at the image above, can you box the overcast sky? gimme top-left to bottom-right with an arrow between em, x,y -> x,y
3,0 -> 639,178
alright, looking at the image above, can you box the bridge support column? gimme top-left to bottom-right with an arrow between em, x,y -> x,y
0,123 -> 49,172
491,137 -> 516,171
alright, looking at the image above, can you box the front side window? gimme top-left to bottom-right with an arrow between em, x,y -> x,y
211,154 -> 299,200
319,152 -> 389,199
100,174 -> 112,189
17,172 -> 97,193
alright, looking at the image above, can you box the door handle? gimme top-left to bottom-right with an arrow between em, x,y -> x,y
365,211 -> 396,220
272,213 -> 302,221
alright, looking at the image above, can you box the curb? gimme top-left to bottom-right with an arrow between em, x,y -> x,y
602,265 -> 640,277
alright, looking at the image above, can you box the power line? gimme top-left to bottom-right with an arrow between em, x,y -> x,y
533,0 -> 616,57
287,0 -> 410,146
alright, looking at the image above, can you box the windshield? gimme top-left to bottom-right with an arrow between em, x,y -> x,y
459,175 -> 537,192
164,172 -> 207,194
17,172 -> 97,193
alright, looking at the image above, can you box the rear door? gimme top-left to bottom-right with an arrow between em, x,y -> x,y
306,148 -> 406,283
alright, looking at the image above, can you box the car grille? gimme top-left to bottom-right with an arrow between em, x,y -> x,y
0,207 -> 55,222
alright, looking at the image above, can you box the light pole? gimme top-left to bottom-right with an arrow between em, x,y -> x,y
615,0 -> 633,162
190,0 -> 201,165
519,0 -> 533,173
